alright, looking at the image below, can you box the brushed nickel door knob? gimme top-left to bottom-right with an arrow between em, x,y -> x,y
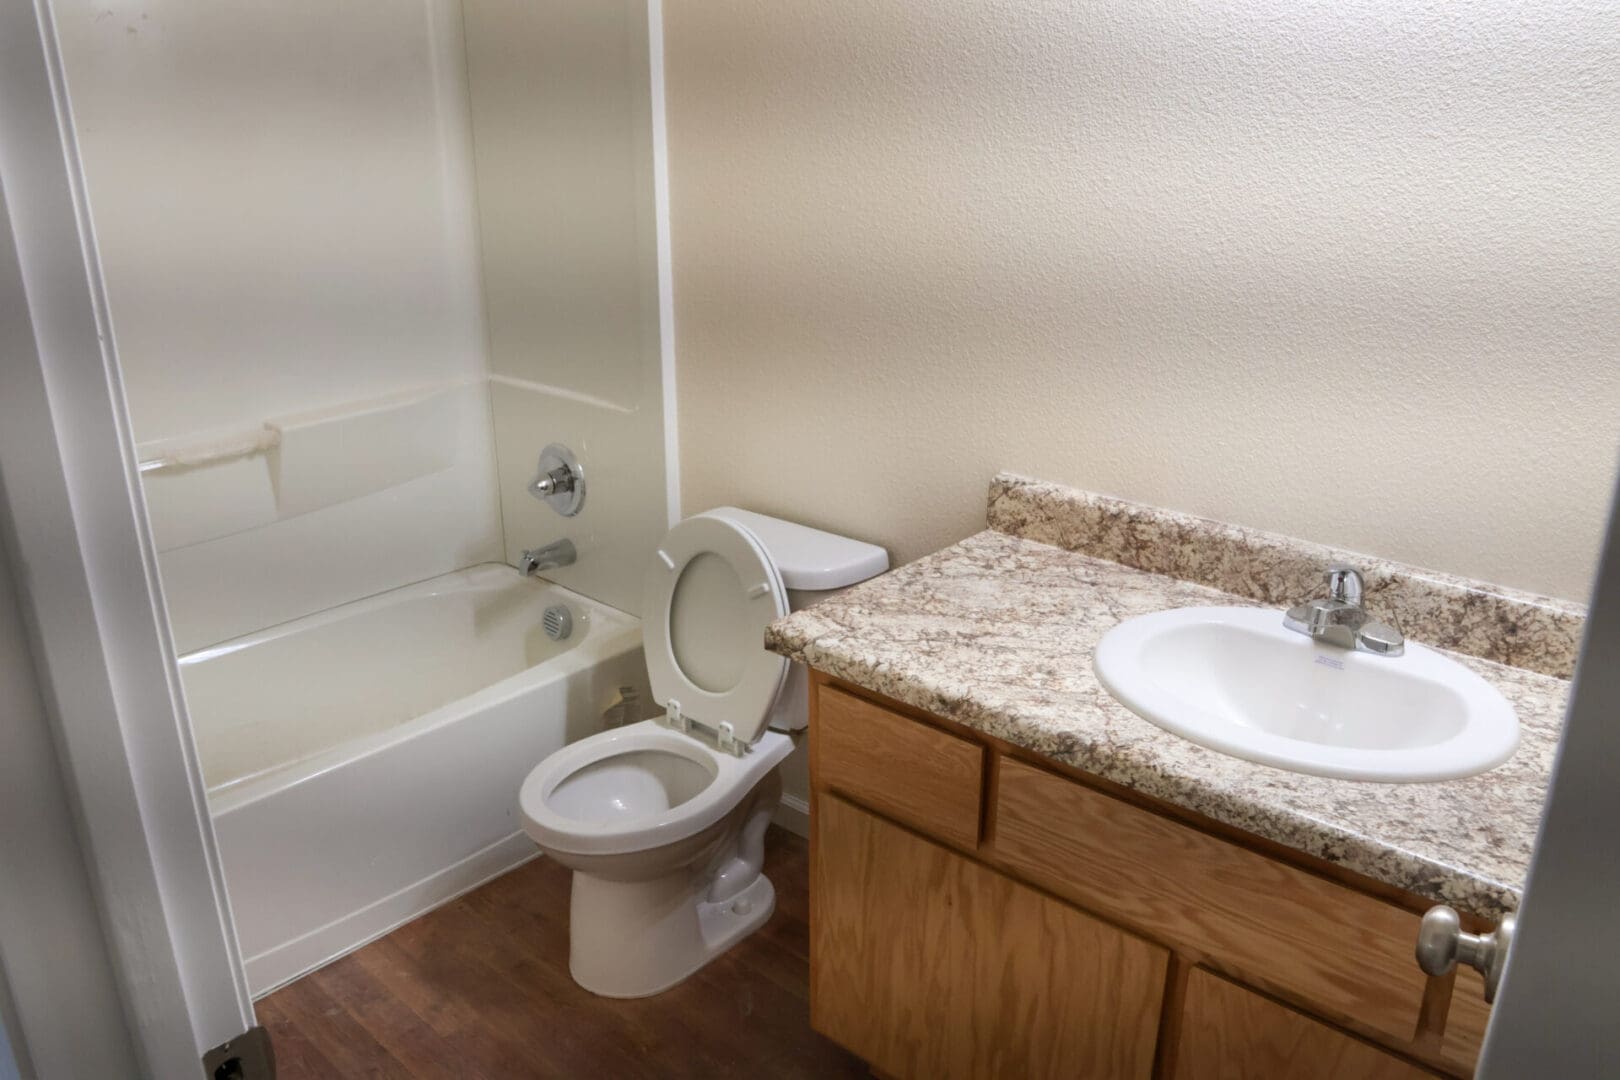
1416,904 -> 1517,1003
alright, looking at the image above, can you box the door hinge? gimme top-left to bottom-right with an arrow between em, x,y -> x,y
202,1025 -> 274,1080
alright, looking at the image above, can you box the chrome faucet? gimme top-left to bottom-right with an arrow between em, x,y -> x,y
519,539 -> 576,577
1282,564 -> 1404,656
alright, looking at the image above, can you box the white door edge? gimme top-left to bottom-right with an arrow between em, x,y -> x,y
0,3 -> 252,1076
1480,461 -> 1620,1075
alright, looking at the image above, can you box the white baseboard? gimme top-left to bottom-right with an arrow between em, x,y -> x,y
246,832 -> 537,998
773,792 -> 810,839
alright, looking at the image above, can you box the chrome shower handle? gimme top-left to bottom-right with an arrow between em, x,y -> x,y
528,443 -> 585,517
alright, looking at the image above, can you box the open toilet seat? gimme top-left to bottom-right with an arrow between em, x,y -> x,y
518,721 -> 792,858
642,513 -> 790,751
519,513 -> 797,859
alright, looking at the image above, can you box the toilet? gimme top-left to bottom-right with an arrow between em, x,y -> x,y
518,507 -> 888,997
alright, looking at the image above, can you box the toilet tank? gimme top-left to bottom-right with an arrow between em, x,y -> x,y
699,506 -> 889,595
697,507 -> 889,733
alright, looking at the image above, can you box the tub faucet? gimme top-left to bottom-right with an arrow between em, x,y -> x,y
1282,564 -> 1404,656
519,539 -> 576,577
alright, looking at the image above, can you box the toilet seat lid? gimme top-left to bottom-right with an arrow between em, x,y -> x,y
643,515 -> 789,747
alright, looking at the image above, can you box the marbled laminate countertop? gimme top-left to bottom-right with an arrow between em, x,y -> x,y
767,483 -> 1574,921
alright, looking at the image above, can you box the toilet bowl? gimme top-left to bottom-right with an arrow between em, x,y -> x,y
518,508 -> 887,997
520,722 -> 793,996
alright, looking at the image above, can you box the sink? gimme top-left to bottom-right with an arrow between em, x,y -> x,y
1093,606 -> 1519,782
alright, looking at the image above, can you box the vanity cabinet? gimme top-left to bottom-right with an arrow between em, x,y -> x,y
813,793 -> 1167,1079
808,675 -> 1493,1079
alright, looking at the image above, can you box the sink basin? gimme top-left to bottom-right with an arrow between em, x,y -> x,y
1093,606 -> 1519,782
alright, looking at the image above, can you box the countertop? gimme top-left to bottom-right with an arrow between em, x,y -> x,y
766,478 -> 1576,920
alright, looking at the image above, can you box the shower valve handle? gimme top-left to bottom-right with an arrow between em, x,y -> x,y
528,443 -> 585,517
532,466 -> 574,496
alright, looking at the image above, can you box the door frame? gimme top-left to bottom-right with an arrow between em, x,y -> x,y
0,2 -> 253,1077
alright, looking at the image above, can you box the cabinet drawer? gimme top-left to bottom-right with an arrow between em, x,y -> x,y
992,758 -> 1430,1048
1174,968 -> 1431,1080
815,686 -> 983,849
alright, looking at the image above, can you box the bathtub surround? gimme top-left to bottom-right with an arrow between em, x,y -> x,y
54,0 -> 674,643
463,0 -> 672,617
53,0 -> 501,650
668,0 -> 1620,604
141,381 -> 500,650
768,477 -> 1575,919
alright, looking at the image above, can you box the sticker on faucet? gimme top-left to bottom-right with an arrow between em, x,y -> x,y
1314,655 -> 1346,670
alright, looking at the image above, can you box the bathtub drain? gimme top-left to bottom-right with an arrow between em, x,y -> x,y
542,605 -> 573,641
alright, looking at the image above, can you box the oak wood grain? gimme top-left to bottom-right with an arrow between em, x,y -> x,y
1153,954 -> 1193,1080
812,793 -> 1166,1079
1174,968 -> 1435,1080
1440,968 -> 1492,1074
991,756 -> 1431,1049
818,676 -> 1449,918
817,684 -> 984,849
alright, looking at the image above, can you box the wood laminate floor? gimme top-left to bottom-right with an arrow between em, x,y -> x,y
258,827 -> 865,1079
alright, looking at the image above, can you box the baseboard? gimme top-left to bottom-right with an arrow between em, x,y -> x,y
773,792 -> 810,839
246,831 -> 537,998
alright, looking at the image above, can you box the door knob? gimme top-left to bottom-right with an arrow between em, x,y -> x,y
1416,905 -> 1516,1003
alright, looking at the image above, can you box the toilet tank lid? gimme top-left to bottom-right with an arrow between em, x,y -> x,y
698,507 -> 889,591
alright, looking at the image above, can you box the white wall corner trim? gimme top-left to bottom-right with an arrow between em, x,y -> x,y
648,0 -> 682,528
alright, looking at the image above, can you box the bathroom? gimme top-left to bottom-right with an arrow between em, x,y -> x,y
0,0 -> 1616,1077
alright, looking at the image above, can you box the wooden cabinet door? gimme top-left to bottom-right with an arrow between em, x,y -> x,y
1173,968 -> 1434,1080
993,758 -> 1430,1048
811,793 -> 1167,1079
1440,968 -> 1491,1074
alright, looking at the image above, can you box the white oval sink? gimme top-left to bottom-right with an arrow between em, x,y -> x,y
1093,606 -> 1519,782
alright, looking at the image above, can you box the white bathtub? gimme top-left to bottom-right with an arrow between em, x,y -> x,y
182,564 -> 652,995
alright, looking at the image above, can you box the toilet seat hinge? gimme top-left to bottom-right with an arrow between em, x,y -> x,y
662,699 -> 746,756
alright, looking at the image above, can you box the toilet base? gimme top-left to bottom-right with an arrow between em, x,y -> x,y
568,870 -> 777,998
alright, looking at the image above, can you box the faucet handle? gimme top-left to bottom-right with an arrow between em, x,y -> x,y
1325,564 -> 1364,606
1357,619 -> 1405,656
528,443 -> 586,517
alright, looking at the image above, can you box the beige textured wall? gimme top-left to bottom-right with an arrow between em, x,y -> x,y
666,0 -> 1620,603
